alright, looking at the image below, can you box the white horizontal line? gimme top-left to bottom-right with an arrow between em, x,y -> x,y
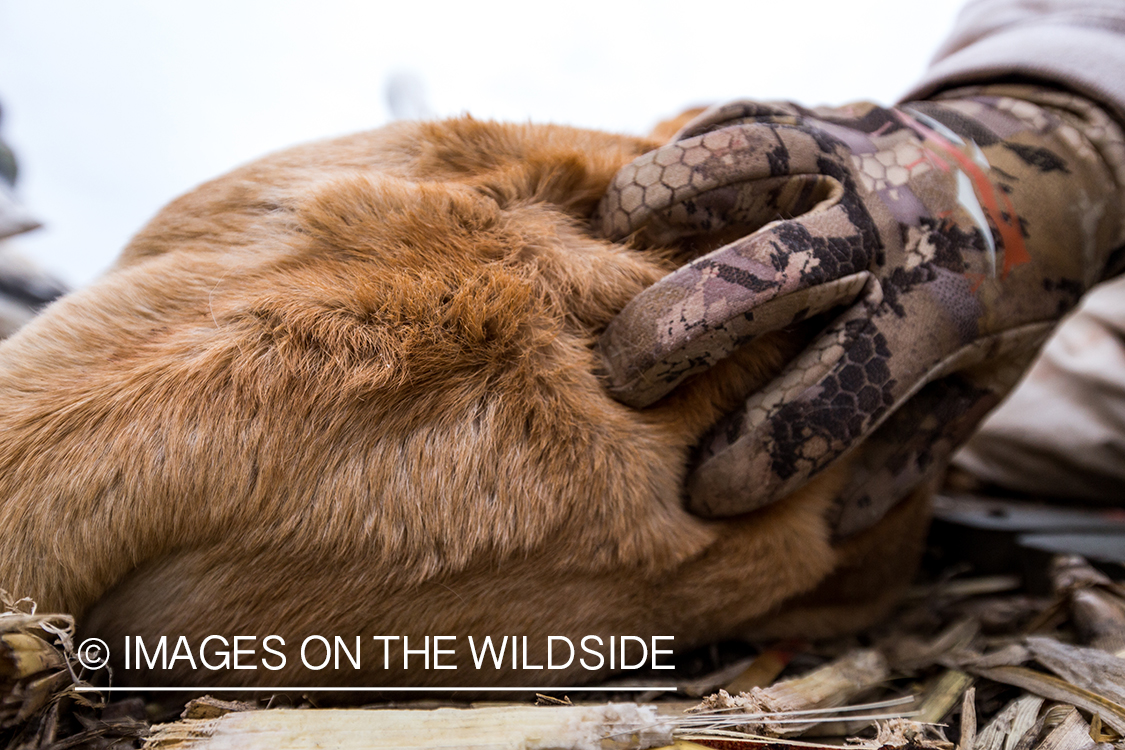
74,686 -> 676,692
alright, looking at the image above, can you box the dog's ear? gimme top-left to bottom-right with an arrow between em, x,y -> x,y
403,117 -> 660,218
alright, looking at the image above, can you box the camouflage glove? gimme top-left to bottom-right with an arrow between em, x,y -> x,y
596,85 -> 1125,533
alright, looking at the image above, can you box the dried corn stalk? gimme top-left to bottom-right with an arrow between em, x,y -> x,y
971,695 -> 1042,750
0,593 -> 93,731
144,704 -> 674,750
690,650 -> 890,737
1022,637 -> 1125,705
1028,706 -> 1094,750
966,665 -> 1125,735
913,670 -> 974,725
959,686 -> 976,750
1048,556 -> 1125,656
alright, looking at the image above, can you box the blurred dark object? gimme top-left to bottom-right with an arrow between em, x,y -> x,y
0,102 -> 67,337
0,181 -> 38,244
0,102 -> 38,240
929,493 -> 1125,593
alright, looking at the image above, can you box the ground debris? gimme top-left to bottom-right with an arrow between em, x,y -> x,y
2,551 -> 1125,750
180,697 -> 257,722
679,555 -> 1125,750
0,592 -> 147,750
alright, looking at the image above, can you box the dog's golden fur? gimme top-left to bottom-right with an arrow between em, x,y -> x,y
0,118 -> 929,688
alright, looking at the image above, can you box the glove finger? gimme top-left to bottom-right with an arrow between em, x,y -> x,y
597,120 -> 864,245
598,202 -> 874,408
685,270 -> 1057,517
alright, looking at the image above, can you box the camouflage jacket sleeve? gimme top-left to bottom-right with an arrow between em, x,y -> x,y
932,0 -> 1125,502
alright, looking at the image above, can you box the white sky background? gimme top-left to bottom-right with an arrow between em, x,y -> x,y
0,0 -> 965,289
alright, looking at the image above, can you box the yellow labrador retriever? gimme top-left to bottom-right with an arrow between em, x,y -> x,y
0,118 -> 928,688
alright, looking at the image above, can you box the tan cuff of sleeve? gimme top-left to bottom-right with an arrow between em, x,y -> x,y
902,7 -> 1125,128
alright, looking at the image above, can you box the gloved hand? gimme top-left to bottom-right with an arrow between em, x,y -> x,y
595,85 -> 1125,534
